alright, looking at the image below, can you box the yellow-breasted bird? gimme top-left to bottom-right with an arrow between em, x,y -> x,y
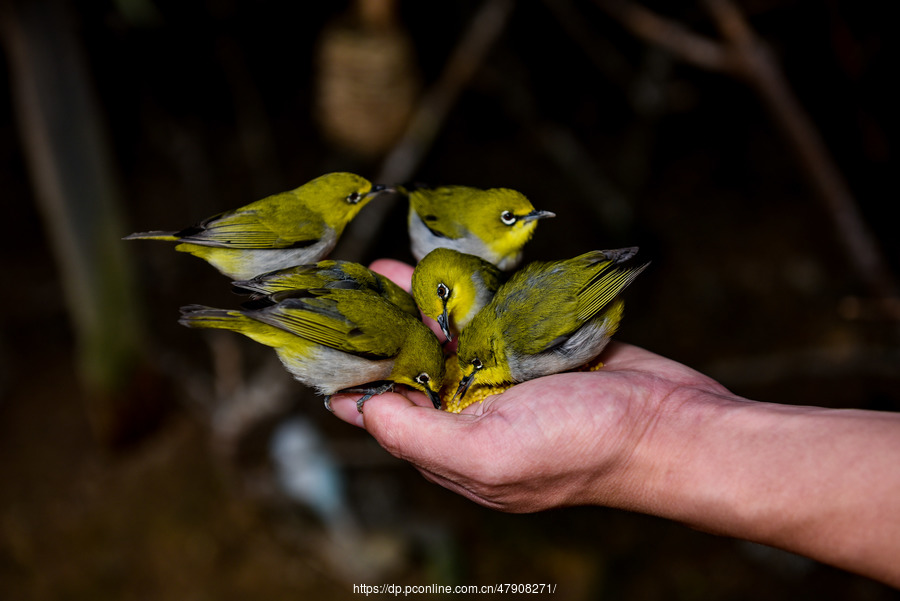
125,172 -> 391,280
454,247 -> 649,399
410,248 -> 503,341
232,260 -> 419,317
179,288 -> 445,411
404,184 -> 555,271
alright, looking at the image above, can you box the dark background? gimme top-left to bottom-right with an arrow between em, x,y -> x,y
1,0 -> 898,599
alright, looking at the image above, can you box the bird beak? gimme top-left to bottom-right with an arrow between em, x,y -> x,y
366,184 -> 395,200
522,209 -> 556,222
437,304 -> 453,341
453,371 -> 476,402
426,387 -> 442,410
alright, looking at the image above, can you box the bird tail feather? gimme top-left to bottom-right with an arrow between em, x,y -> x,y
178,304 -> 249,331
122,230 -> 179,241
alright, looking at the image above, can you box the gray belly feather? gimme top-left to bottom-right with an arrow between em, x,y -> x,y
206,229 -> 337,280
275,345 -> 393,395
409,211 -> 492,264
507,318 -> 615,382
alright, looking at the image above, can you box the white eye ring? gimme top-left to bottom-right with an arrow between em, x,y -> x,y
415,373 -> 431,385
346,191 -> 362,204
471,358 -> 483,370
500,210 -> 517,226
437,283 -> 450,300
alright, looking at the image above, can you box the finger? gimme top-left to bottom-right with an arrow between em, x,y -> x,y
369,259 -> 414,291
328,394 -> 366,427
328,390 -> 414,428
328,385 -> 439,427
402,387 -> 444,408
360,394 -> 480,471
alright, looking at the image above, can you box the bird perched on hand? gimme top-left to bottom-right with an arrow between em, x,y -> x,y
179,288 -> 445,411
403,184 -> 555,271
125,172 -> 391,280
232,260 -> 419,317
454,247 -> 649,400
410,248 -> 503,341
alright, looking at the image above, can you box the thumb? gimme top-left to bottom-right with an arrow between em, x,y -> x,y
369,259 -> 414,291
360,393 -> 479,471
361,393 -> 528,511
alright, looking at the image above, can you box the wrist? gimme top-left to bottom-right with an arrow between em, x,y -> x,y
589,379 -> 744,519
606,385 -> 814,537
597,382 -> 900,585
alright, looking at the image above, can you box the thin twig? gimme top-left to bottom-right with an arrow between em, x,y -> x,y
540,0 -> 633,88
701,0 -> 898,301
596,0 -> 899,301
337,0 -> 516,262
2,0 -> 155,443
596,0 -> 732,72
377,0 -> 516,184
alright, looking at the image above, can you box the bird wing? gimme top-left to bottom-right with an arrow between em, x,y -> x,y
408,186 -> 472,239
176,203 -> 325,249
495,262 -> 581,355
499,252 -> 646,355
235,261 -> 357,297
575,251 -> 647,321
249,294 -> 403,359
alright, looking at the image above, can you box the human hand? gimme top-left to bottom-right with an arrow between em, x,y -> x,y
329,259 -> 734,513
330,261 -> 900,587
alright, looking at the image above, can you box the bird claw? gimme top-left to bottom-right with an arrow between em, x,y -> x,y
356,393 -> 374,413
327,382 -> 395,413
355,382 -> 395,413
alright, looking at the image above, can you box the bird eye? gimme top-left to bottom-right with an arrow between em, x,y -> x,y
500,210 -> 517,226
436,283 -> 450,300
471,358 -> 483,370
346,191 -> 362,204
415,373 -> 430,385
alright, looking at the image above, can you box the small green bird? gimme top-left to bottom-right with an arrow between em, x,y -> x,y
179,288 -> 445,411
410,248 -> 504,341
404,184 -> 555,271
454,247 -> 648,399
125,172 -> 391,280
232,260 -> 419,317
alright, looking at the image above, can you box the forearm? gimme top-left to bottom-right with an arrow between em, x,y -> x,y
338,336 -> 900,586
609,388 -> 900,586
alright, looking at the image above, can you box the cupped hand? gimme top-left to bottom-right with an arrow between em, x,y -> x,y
332,259 -> 900,587
329,259 -> 732,512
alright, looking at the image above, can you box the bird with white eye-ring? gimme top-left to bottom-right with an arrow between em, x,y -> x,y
402,184 -> 555,271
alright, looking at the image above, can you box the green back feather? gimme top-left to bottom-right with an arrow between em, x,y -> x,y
141,173 -> 375,250
462,248 -> 648,360
233,260 -> 419,317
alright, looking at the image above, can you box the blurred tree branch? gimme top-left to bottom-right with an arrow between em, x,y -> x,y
376,0 -> 515,184
2,0 -> 169,445
596,0 -> 899,301
338,0 -> 516,262
599,0 -> 731,71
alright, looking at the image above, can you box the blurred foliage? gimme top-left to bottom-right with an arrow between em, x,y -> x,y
1,0 -> 898,599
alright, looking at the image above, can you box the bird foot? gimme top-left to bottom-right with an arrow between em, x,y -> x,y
330,382 -> 395,413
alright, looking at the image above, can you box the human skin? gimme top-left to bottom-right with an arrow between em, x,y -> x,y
329,259 -> 900,588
